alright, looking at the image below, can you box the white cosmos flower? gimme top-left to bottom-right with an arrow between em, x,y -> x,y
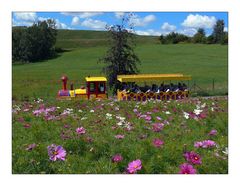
81,117 -> 87,120
183,112 -> 190,119
106,113 -> 113,119
165,111 -> 171,115
193,109 -> 202,115
222,147 -> 228,155
90,110 -> 95,113
201,103 -> 206,108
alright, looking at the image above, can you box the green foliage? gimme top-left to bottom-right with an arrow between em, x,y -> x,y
12,19 -> 57,63
193,28 -> 206,44
99,15 -> 141,95
159,32 -> 190,44
212,20 -> 225,44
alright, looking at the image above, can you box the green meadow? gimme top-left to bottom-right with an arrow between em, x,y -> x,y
12,30 -> 228,100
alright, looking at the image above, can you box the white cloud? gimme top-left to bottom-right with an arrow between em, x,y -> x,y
115,12 -> 125,19
55,19 -> 68,29
61,12 -> 103,18
178,28 -> 198,37
129,14 -> 156,27
224,26 -> 228,32
71,16 -> 80,26
182,14 -> 217,29
161,22 -> 176,32
135,29 -> 162,36
81,18 -> 107,30
14,12 -> 37,22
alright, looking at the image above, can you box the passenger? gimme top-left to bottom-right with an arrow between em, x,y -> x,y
182,83 -> 188,91
165,84 -> 170,92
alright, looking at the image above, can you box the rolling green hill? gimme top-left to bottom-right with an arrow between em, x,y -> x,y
56,29 -> 159,49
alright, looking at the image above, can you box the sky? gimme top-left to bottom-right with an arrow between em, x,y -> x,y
12,12 -> 228,36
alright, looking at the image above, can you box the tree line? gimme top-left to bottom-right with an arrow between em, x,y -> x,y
12,19 -> 58,63
159,20 -> 228,45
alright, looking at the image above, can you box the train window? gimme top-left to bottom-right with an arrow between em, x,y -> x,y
98,82 -> 105,93
89,82 -> 95,93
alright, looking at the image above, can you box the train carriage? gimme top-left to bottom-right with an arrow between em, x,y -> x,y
117,74 -> 191,101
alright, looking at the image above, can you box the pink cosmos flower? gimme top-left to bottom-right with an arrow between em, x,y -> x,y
208,129 -> 217,136
153,138 -> 164,148
179,163 -> 197,174
145,115 -> 152,121
127,159 -> 142,174
152,123 -> 164,132
47,144 -> 66,161
23,123 -> 31,128
115,134 -> 125,139
194,141 -> 203,148
184,151 -> 202,165
76,127 -> 86,135
156,116 -> 162,121
112,154 -> 123,163
194,140 -> 216,148
133,108 -> 138,113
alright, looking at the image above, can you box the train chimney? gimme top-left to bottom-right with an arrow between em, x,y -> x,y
61,75 -> 68,90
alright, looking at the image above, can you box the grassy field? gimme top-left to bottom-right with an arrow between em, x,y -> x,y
12,30 -> 228,174
12,43 -> 228,101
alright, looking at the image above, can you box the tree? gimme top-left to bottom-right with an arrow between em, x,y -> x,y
212,19 -> 225,44
12,19 -> 57,63
193,28 -> 206,43
221,32 -> 228,45
159,32 -> 190,44
99,15 -> 141,95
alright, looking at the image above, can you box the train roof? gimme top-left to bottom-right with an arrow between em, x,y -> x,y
117,74 -> 191,82
85,76 -> 107,82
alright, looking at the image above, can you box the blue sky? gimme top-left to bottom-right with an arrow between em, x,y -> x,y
12,12 -> 228,36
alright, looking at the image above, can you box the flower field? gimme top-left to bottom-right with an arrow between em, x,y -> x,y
12,96 -> 228,174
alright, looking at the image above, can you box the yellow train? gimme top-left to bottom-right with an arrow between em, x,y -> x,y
57,74 -> 191,101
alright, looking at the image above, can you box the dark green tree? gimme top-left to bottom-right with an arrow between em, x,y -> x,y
99,14 -> 141,95
159,32 -> 190,44
212,19 -> 225,44
12,19 -> 57,63
193,28 -> 206,43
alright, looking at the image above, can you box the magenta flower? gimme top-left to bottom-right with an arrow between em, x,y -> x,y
127,159 -> 142,174
115,134 -> 125,139
194,141 -> 203,148
153,138 -> 164,148
145,115 -> 152,121
208,129 -> 217,136
152,123 -> 164,132
47,144 -> 66,161
184,151 -> 202,165
156,116 -> 162,121
179,163 -> 197,174
76,127 -> 86,135
23,123 -> 31,128
112,154 -> 123,163
202,140 -> 216,148
194,140 -> 216,148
